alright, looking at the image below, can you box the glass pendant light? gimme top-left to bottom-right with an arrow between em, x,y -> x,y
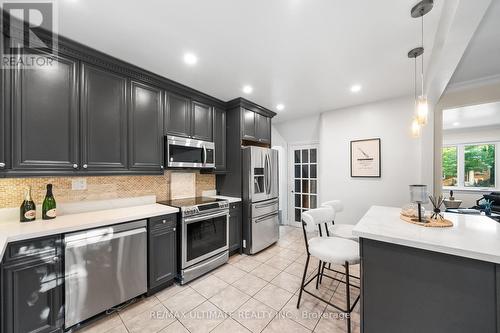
411,117 -> 421,138
412,0 -> 433,126
408,47 -> 423,138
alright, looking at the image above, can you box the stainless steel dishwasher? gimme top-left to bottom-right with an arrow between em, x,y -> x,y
64,220 -> 147,329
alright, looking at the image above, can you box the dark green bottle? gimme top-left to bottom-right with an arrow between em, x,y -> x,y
20,187 -> 36,222
42,184 -> 56,220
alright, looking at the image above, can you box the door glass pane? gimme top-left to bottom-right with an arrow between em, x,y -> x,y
310,164 -> 317,178
186,216 -> 227,262
310,195 -> 317,209
310,180 -> 317,194
295,209 -> 302,222
302,195 -> 309,209
294,180 -> 301,193
294,150 -> 301,163
302,150 -> 309,163
302,165 -> 309,178
310,149 -> 317,163
302,180 -> 309,193
295,194 -> 301,208
295,165 -> 301,178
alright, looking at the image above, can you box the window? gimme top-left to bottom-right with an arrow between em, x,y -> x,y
464,144 -> 495,188
442,146 -> 458,186
442,143 -> 497,189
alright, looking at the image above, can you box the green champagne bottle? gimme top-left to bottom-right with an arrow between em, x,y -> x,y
42,184 -> 57,220
20,187 -> 36,222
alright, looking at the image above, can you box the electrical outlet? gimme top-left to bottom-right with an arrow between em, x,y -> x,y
72,178 -> 87,190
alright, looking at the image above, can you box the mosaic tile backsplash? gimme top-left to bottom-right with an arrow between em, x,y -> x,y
0,171 -> 215,208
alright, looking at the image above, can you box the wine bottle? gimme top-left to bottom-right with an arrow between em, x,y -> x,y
42,184 -> 57,220
20,187 -> 36,222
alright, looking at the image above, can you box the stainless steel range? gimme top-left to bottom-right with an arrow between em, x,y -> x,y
158,197 -> 229,284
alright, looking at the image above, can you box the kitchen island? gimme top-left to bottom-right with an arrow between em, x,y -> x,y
353,206 -> 500,333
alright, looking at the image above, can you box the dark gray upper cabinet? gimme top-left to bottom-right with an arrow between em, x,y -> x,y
165,92 -> 191,138
241,108 -> 256,140
1,236 -> 63,333
191,101 -> 213,142
214,108 -> 226,171
12,54 -> 79,171
81,64 -> 128,171
148,215 -> 177,291
0,68 -> 8,174
255,113 -> 271,144
129,81 -> 164,172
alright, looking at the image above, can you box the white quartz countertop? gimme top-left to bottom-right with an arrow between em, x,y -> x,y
353,206 -> 500,264
0,203 -> 178,261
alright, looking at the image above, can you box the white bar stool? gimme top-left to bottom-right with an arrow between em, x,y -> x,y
297,207 -> 360,333
321,200 -> 358,241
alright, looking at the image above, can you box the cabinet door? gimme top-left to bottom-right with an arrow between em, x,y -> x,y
129,81 -> 163,172
2,256 -> 63,333
241,108 -> 256,141
229,203 -> 242,254
255,113 -> 271,144
12,54 -> 79,171
149,224 -> 177,289
81,64 -> 128,171
165,92 -> 191,138
191,101 -> 213,142
0,66 -> 8,173
214,108 -> 226,171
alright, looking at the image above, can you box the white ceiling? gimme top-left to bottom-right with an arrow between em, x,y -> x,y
55,0 -> 444,122
443,101 -> 500,130
449,0 -> 500,85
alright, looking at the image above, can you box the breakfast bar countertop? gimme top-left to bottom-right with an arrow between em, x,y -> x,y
353,205 -> 500,264
0,203 -> 179,261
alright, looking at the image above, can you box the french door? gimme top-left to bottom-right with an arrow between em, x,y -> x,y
288,144 -> 319,227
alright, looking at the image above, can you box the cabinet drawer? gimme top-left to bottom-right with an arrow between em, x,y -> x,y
149,214 -> 177,231
4,235 -> 61,263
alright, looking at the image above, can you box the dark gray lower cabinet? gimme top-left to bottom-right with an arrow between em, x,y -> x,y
81,64 -> 128,171
148,215 -> 177,292
1,236 -> 63,333
129,81 -> 164,172
229,202 -> 242,254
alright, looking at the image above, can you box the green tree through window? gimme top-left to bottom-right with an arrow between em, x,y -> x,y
464,144 -> 495,187
442,146 -> 457,186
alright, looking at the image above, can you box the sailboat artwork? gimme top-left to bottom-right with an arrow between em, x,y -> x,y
350,138 -> 381,178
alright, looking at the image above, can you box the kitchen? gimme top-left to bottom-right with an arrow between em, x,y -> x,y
1,1 -> 500,333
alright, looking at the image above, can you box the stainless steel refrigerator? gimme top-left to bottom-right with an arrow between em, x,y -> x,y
242,146 -> 279,254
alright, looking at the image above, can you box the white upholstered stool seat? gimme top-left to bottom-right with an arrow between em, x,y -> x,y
308,237 -> 360,265
328,224 -> 359,242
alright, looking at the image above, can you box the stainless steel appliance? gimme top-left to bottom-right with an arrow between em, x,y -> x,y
242,146 -> 279,254
166,135 -> 215,168
158,197 -> 229,284
64,220 -> 147,329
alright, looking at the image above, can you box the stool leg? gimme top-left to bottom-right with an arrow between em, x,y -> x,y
345,261 -> 351,333
320,262 -> 326,284
316,260 -> 322,289
296,254 -> 310,309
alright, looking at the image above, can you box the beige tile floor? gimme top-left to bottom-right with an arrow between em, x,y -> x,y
77,226 -> 360,333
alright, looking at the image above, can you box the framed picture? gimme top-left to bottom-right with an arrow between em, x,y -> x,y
350,138 -> 381,178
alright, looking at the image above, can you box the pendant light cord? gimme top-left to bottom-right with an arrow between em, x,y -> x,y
421,13 -> 424,96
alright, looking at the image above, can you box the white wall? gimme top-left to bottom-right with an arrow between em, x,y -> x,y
274,115 -> 320,144
319,97 -> 421,225
271,125 -> 288,224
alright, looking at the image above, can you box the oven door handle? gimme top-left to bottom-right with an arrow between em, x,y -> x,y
184,211 -> 228,224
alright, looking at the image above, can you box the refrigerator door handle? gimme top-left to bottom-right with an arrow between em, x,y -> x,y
266,153 -> 271,195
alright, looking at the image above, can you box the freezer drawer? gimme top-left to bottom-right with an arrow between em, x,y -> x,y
252,198 -> 279,218
250,212 -> 279,254
64,221 -> 147,328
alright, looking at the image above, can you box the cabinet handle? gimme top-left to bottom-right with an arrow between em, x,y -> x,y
173,228 -> 176,232
0,162 -> 5,168
162,220 -> 166,224
72,164 -> 78,169
52,256 -> 60,263
161,165 -> 164,169
83,164 -> 88,169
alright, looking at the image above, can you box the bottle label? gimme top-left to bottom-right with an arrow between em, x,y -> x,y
46,209 -> 57,218
24,210 -> 36,219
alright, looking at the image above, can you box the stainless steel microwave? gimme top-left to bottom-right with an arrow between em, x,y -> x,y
165,135 -> 215,168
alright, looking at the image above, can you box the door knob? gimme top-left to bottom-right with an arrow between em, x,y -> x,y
83,164 -> 88,169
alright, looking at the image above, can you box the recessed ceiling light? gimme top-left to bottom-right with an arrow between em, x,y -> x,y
453,122 -> 460,126
242,85 -> 253,94
183,53 -> 198,65
350,84 -> 362,93
276,104 -> 285,111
